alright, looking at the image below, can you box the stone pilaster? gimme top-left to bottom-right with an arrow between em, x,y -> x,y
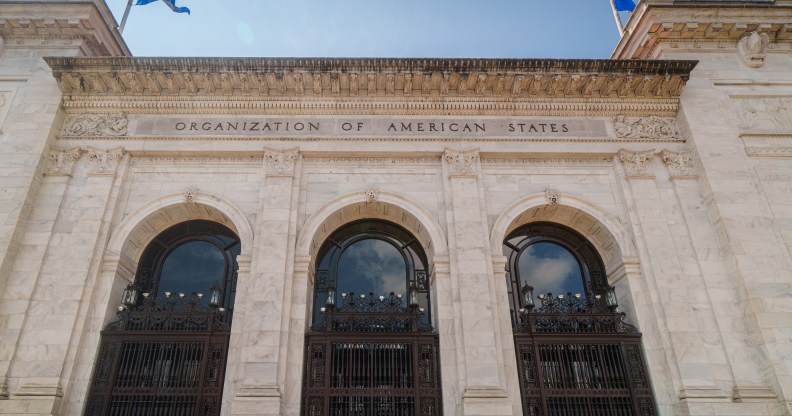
443,149 -> 513,416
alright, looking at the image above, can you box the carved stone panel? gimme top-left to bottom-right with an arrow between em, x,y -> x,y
61,113 -> 128,137
618,149 -> 656,178
612,115 -> 679,140
735,98 -> 792,134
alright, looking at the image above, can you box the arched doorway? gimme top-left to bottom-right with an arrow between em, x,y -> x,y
505,222 -> 656,415
85,220 -> 240,416
302,220 -> 442,416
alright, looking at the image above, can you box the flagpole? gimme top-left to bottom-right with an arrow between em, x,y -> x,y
119,0 -> 133,34
610,0 -> 625,36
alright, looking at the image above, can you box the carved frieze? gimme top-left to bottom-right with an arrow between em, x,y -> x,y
612,115 -> 679,140
62,113 -> 128,137
736,98 -> 792,133
660,149 -> 695,177
618,149 -> 655,178
44,147 -> 81,177
293,73 -> 304,96
86,146 -> 125,174
263,147 -> 299,176
444,148 -> 480,177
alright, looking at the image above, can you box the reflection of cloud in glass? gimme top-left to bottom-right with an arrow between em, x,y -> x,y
159,241 -> 225,295
518,243 -> 584,296
337,239 -> 406,297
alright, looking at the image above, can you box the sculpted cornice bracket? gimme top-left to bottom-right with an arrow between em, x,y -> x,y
86,146 -> 125,175
44,147 -> 81,177
263,147 -> 299,177
618,149 -> 656,178
613,115 -> 679,140
61,113 -> 128,137
661,149 -> 696,178
444,148 -> 480,178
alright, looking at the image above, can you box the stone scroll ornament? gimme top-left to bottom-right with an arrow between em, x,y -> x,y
44,147 -> 81,176
612,115 -> 680,140
87,146 -> 125,174
263,147 -> 299,176
62,113 -> 128,137
444,148 -> 480,177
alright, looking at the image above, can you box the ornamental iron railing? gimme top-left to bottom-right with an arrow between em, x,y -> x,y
514,293 -> 656,416
84,293 -> 229,416
302,292 -> 441,416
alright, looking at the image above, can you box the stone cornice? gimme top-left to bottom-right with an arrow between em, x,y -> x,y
0,2 -> 129,56
613,3 -> 792,59
45,57 -> 695,103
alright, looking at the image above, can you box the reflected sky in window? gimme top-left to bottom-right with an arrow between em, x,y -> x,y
518,242 -> 585,297
337,239 -> 407,297
159,241 -> 226,296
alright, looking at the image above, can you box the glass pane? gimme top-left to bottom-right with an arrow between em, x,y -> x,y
518,242 -> 585,297
159,241 -> 226,296
336,239 -> 407,299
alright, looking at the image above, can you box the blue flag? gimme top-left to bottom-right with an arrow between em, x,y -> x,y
614,0 -> 636,12
136,0 -> 190,14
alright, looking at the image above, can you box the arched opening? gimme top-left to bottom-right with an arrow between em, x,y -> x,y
301,220 -> 441,416
505,222 -> 656,416
85,220 -> 240,416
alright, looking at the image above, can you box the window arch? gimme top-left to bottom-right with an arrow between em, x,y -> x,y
302,220 -> 441,416
504,222 -> 657,416
85,220 -> 239,416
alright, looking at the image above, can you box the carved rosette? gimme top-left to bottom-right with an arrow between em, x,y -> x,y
61,113 -> 128,137
87,146 -> 125,174
618,149 -> 656,178
660,150 -> 695,178
263,147 -> 299,176
444,148 -> 480,177
44,147 -> 81,177
612,115 -> 680,141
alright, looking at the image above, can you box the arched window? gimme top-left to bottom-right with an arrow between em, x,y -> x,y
85,220 -> 239,416
504,222 -> 656,416
302,220 -> 441,416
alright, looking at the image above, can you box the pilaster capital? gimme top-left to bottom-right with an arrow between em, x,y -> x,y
618,149 -> 656,179
44,146 -> 81,177
263,147 -> 299,177
444,148 -> 480,178
661,149 -> 696,178
86,146 -> 125,175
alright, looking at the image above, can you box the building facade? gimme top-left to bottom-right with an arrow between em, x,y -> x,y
0,0 -> 791,415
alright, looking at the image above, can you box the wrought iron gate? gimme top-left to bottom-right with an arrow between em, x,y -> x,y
514,294 -> 656,416
302,292 -> 442,416
84,294 -> 230,416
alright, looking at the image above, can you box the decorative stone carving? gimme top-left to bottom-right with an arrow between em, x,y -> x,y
364,186 -> 379,204
263,147 -> 299,176
330,73 -> 340,95
44,147 -> 81,177
457,74 -> 468,96
737,98 -> 792,132
312,73 -> 322,95
440,73 -> 450,96
385,73 -> 395,95
239,73 -> 251,95
184,187 -> 198,203
403,72 -> 413,96
661,149 -> 695,177
511,74 -> 524,96
367,74 -> 377,96
349,73 -> 358,96
738,30 -> 770,68
612,115 -> 680,140
495,73 -> 505,96
275,73 -> 286,96
618,149 -> 656,178
421,72 -> 432,95
201,73 -> 216,94
293,73 -> 304,96
62,113 -> 128,137
475,73 -> 487,95
444,148 -> 480,177
87,146 -> 125,174
545,189 -> 559,205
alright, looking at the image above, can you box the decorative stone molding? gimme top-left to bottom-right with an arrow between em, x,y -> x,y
545,189 -> 559,205
263,147 -> 299,176
13,383 -> 63,398
661,149 -> 695,178
44,146 -> 81,177
302,157 -> 437,166
86,146 -> 125,174
364,186 -> 379,204
613,115 -> 679,140
746,147 -> 792,158
184,187 -> 198,203
618,149 -> 656,178
444,148 -> 480,177
61,113 -> 127,137
738,30 -> 771,68
482,157 -> 612,166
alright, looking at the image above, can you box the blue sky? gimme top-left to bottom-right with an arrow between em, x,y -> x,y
109,0 -> 629,58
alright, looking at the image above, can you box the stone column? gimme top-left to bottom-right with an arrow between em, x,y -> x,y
231,148 -> 299,415
443,149 -> 512,416
2,146 -> 124,415
617,149 -> 728,414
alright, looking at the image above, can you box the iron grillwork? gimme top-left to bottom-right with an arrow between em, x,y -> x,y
302,292 -> 441,416
84,292 -> 229,416
515,292 -> 656,416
